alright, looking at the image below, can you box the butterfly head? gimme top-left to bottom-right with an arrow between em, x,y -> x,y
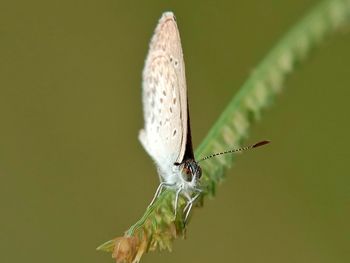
175,159 -> 202,185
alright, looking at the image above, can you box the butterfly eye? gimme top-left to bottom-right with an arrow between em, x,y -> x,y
180,166 -> 192,182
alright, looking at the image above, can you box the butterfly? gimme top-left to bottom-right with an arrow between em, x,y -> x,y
138,12 -> 201,222
139,12 -> 269,222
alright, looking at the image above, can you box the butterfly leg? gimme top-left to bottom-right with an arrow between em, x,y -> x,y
183,192 -> 201,224
148,182 -> 173,207
173,185 -> 183,218
183,188 -> 202,212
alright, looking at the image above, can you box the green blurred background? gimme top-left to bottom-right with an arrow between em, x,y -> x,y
1,0 -> 349,262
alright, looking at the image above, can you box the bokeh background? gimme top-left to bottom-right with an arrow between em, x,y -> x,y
1,0 -> 349,262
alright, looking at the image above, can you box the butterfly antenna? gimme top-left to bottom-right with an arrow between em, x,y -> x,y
198,140 -> 270,163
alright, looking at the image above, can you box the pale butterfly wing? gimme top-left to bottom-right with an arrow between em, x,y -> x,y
139,12 -> 188,177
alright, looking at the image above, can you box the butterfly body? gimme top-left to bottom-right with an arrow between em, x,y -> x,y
139,12 -> 200,219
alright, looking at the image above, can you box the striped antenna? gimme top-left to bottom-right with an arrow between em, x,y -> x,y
198,140 -> 270,163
